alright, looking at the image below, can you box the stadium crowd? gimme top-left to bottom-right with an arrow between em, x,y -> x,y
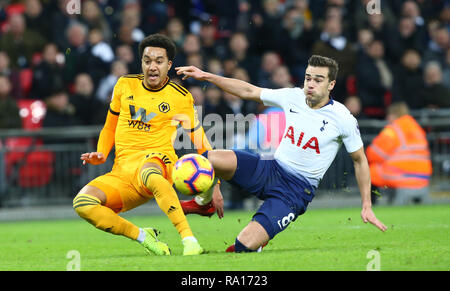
0,0 -> 449,128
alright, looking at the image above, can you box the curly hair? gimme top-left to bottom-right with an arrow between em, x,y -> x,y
138,34 -> 177,61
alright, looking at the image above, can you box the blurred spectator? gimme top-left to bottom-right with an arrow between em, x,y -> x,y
86,28 -> 115,87
257,51 -> 282,88
392,49 -> 425,109
202,0 -> 241,32
31,43 -> 65,100
24,0 -> 51,42
166,17 -> 186,50
0,51 -> 23,99
0,75 -> 21,129
70,73 -> 107,125
204,85 -> 223,116
115,44 -> 139,74
42,88 -> 80,128
227,32 -> 260,82
176,33 -> 204,70
185,53 -> 207,87
188,85 -> 205,108
362,13 -> 398,63
206,57 -> 224,76
96,60 -> 129,104
63,21 -> 89,84
80,0 -> 112,43
279,4 -> 315,83
366,102 -> 432,204
251,0 -> 284,54
50,0 -> 78,50
312,15 -> 356,102
199,20 -> 227,60
344,95 -> 368,120
356,39 -> 393,117
401,0 -> 425,28
235,0 -> 253,33
119,2 -> 145,43
140,0 -> 169,35
0,13 -> 46,68
421,61 -> 450,108
354,0 -> 396,31
440,4 -> 450,31
112,20 -> 140,58
424,24 -> 449,66
355,28 -> 374,56
323,2 -> 350,33
393,16 -> 427,58
186,53 -> 204,70
271,65 -> 295,88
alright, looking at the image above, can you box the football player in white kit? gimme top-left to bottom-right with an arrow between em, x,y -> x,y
176,55 -> 387,253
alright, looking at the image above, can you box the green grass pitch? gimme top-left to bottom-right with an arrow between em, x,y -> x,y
0,204 -> 448,271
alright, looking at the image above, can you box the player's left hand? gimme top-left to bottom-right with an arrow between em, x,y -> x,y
212,184 -> 224,219
361,207 -> 387,232
80,152 -> 106,165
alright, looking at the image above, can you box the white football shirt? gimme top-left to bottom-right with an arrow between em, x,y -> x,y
260,87 -> 363,188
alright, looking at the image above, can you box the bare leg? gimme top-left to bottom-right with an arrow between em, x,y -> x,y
207,150 -> 270,249
206,150 -> 238,180
236,221 -> 270,250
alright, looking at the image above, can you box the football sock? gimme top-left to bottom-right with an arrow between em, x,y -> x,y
194,177 -> 218,206
234,238 -> 257,253
136,228 -> 146,243
141,167 -> 194,239
73,193 -> 140,240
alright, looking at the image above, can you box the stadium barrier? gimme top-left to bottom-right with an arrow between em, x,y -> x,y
0,109 -> 449,207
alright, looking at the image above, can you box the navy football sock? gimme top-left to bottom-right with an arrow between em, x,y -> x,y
234,238 -> 256,253
201,151 -> 209,159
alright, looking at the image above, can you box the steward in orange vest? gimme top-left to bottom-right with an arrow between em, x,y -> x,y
366,102 -> 432,189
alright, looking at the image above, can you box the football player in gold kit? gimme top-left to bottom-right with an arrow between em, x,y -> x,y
73,34 -> 223,256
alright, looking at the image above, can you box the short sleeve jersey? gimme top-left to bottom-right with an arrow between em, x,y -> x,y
260,87 -> 363,187
109,75 -> 201,163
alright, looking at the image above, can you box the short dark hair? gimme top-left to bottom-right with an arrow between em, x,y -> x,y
138,33 -> 177,61
307,55 -> 339,81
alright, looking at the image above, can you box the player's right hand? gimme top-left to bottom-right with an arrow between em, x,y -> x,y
175,66 -> 206,81
80,152 -> 106,165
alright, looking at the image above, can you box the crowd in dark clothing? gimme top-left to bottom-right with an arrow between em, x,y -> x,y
0,0 -> 450,131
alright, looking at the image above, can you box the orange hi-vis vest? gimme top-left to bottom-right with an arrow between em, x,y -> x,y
366,115 -> 432,189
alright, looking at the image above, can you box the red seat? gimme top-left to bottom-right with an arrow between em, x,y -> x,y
17,99 -> 46,130
5,100 -> 53,187
19,68 -> 34,98
4,137 -> 54,187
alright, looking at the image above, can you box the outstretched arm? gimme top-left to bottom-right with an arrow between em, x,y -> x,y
175,66 -> 264,103
350,147 -> 387,232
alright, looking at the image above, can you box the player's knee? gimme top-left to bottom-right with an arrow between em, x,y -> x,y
140,166 -> 163,188
206,150 -> 237,180
73,193 -> 101,218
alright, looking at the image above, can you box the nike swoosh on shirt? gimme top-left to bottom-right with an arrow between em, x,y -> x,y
290,109 -> 299,113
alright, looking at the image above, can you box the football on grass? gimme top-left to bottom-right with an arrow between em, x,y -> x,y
172,154 -> 215,195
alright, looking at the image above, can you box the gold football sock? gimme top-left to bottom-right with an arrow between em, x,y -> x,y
141,167 -> 193,239
73,193 -> 140,240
